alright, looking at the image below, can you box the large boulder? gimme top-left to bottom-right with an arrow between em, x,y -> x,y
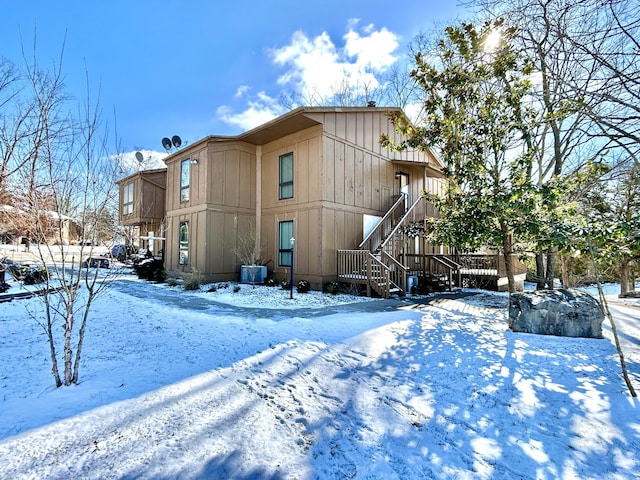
509,289 -> 604,338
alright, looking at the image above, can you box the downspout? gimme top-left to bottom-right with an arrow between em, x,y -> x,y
255,145 -> 262,259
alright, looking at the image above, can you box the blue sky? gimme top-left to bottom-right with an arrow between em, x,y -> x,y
2,1 -> 466,155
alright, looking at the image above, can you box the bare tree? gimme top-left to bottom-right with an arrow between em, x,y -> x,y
4,38 -> 122,387
278,63 -> 421,110
233,221 -> 266,286
565,1 -> 640,165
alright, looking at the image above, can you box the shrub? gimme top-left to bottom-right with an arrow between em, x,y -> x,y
166,277 -> 180,287
206,285 -> 217,293
264,276 -> 278,287
182,270 -> 203,291
343,282 -> 365,297
233,285 -> 241,293
279,279 -> 290,290
296,279 -> 311,293
324,281 -> 340,295
133,258 -> 167,282
5,263 -> 49,284
0,281 -> 10,293
22,265 -> 49,285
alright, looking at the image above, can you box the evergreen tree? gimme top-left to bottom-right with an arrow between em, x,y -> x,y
383,20 -> 539,293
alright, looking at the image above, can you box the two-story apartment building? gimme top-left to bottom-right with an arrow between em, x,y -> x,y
118,106 -> 529,294
161,106 -> 443,288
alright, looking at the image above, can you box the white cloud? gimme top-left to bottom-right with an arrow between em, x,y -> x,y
235,85 -> 250,98
272,21 -> 400,102
343,24 -> 399,71
217,92 -> 286,131
218,21 -> 401,131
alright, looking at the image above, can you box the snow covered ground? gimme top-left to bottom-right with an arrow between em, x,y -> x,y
0,271 -> 639,479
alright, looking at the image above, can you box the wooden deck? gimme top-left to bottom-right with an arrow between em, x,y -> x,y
337,195 -> 528,297
338,251 -> 528,297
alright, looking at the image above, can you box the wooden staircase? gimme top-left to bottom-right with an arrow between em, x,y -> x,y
338,194 -> 529,296
338,195 -> 462,298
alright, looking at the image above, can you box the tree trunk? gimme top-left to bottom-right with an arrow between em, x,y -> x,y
560,253 -> 570,288
72,298 -> 91,385
535,252 -> 546,290
502,229 -> 516,294
545,249 -> 556,289
63,309 -> 75,386
44,298 -> 62,388
620,258 -> 630,296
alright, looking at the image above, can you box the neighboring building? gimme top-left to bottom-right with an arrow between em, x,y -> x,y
0,204 -> 80,246
117,106 -> 526,294
116,168 -> 167,253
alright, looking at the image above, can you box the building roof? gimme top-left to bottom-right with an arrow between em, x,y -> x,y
116,167 -> 168,186
172,106 -> 409,152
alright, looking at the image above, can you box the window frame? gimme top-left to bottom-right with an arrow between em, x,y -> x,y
278,152 -> 294,200
180,159 -> 191,203
178,220 -> 189,265
278,220 -> 293,267
122,182 -> 134,215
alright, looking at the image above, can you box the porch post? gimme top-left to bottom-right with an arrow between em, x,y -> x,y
255,146 -> 262,258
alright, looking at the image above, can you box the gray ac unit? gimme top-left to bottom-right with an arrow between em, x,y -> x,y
240,265 -> 267,284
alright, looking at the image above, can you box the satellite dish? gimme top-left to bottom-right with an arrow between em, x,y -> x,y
161,137 -> 172,150
171,135 -> 182,148
135,151 -> 144,164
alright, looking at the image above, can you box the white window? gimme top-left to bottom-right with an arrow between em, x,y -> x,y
278,220 -> 293,266
279,153 -> 293,200
180,159 -> 190,203
179,221 -> 189,265
123,182 -> 134,215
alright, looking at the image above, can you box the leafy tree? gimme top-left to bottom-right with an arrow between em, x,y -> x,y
574,161 -> 640,296
383,20 -> 539,293
463,0 -> 639,288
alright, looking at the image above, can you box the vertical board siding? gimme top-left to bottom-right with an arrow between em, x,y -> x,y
298,209 -> 309,275
308,136 -> 322,202
159,109 -> 441,284
210,151 -> 225,205
354,148 -> 364,208
223,213 -> 237,273
334,139 -> 345,204
298,139 -> 310,204
345,144 -> 355,207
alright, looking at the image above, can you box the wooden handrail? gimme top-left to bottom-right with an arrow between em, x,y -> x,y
382,251 -> 408,293
379,195 -> 424,251
358,195 -> 406,251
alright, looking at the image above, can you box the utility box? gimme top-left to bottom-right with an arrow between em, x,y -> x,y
240,265 -> 267,284
407,275 -> 418,293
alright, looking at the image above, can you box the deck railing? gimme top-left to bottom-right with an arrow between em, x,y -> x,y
381,251 -> 408,293
337,250 -> 400,298
403,254 -> 461,291
450,254 -> 528,276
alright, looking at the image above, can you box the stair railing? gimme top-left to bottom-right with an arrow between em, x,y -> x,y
381,251 -> 408,294
359,195 -> 406,252
378,195 -> 425,257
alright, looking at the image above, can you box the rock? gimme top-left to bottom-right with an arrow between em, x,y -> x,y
509,289 -> 604,339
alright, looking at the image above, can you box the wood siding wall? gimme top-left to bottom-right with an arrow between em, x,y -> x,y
118,170 -> 166,226
162,109 -> 443,285
164,142 -> 256,277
